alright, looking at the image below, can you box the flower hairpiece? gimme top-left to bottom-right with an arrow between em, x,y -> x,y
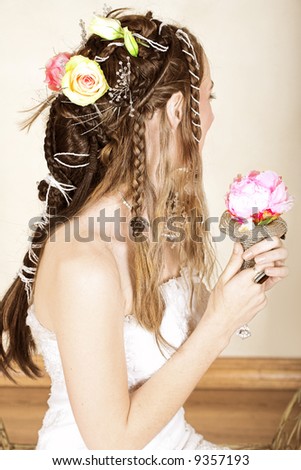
45,53 -> 109,106
44,16 -> 169,107
44,17 -> 138,107
89,16 -> 139,57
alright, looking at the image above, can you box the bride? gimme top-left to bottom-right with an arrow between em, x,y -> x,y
0,9 -> 288,449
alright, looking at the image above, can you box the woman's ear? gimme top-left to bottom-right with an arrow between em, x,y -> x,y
166,91 -> 184,130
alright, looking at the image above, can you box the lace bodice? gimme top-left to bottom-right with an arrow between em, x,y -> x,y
25,266 -> 213,450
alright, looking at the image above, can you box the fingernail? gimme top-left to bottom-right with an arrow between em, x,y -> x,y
243,251 -> 253,260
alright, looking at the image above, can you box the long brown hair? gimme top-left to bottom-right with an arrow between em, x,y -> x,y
0,9 -> 217,382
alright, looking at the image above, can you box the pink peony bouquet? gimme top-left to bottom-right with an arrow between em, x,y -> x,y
219,170 -> 294,272
224,170 -> 294,231
219,170 -> 293,337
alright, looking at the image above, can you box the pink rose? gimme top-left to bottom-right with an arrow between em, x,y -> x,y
225,170 -> 294,224
45,52 -> 72,92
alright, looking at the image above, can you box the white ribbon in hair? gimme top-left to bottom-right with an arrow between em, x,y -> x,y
17,265 -> 37,303
35,173 -> 77,230
53,152 -> 90,169
132,33 -> 169,52
175,29 -> 199,70
44,173 -> 77,206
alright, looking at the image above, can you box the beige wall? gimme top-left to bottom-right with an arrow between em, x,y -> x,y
1,0 -> 300,357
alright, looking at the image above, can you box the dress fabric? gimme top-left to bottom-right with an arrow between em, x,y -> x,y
26,266 -> 226,450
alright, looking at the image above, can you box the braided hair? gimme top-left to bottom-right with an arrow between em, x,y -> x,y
1,9 -> 217,380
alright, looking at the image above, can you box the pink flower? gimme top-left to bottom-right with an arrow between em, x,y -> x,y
45,52 -> 72,92
225,170 -> 294,225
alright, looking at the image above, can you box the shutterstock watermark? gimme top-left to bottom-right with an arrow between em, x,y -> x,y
28,207 -> 273,244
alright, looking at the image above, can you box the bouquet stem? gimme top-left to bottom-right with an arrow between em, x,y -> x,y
219,211 -> 288,271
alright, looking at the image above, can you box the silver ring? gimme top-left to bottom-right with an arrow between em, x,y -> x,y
253,266 -> 266,284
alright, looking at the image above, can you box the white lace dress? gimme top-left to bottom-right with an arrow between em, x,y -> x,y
26,266 -> 226,450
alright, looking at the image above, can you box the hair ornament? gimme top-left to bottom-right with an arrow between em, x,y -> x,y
130,216 -> 150,238
79,19 -> 87,46
28,243 -> 40,266
175,29 -> 201,144
17,265 -> 37,303
131,33 -> 169,52
53,156 -> 90,168
175,29 -> 199,69
45,53 -> 109,107
44,15 -> 169,109
189,70 -> 199,80
89,16 -> 169,56
89,16 -> 139,57
43,173 -> 77,206
32,173 -> 77,236
102,4 -> 113,17
158,21 -> 166,35
108,57 -> 134,117
53,152 -> 90,157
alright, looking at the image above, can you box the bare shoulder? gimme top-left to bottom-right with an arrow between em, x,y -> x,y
60,243 -> 120,291
37,224 -> 126,333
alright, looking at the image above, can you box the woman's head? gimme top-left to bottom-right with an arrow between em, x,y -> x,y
1,9 -> 217,380
36,10 -> 212,214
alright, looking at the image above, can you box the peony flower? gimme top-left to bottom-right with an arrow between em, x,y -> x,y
45,52 -> 71,91
61,55 -> 109,106
268,180 -> 294,214
225,170 -> 294,226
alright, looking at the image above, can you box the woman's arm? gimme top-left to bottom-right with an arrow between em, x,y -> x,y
190,279 -> 211,329
50,242 -> 227,450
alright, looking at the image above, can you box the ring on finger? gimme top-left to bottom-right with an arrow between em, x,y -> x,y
252,265 -> 268,284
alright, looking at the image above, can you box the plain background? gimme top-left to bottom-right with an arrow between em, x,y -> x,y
0,0 -> 300,357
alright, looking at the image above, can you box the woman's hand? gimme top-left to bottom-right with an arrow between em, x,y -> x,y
242,236 -> 289,292
202,236 -> 289,339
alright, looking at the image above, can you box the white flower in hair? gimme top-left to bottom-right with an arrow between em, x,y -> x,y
89,16 -> 139,57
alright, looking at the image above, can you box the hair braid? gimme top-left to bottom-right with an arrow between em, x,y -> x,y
38,100 -> 77,212
132,117 -> 146,214
175,30 -> 202,144
130,115 -> 149,238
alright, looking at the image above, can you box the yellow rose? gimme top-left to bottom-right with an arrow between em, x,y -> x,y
61,55 -> 109,106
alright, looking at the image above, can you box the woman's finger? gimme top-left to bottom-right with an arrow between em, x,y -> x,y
254,247 -> 288,265
263,265 -> 289,278
242,236 -> 283,261
274,259 -> 285,267
263,276 -> 282,291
